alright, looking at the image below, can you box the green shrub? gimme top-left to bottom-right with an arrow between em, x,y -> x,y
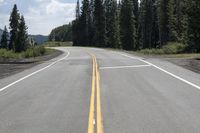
0,49 -> 19,58
0,46 -> 47,59
22,46 -> 46,58
139,48 -> 164,55
162,42 -> 186,54
138,42 -> 186,55
44,42 -> 73,47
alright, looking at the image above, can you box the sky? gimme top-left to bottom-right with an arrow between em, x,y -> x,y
0,0 -> 77,35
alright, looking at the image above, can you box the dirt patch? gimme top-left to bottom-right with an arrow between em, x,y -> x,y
122,50 -> 200,74
166,58 -> 200,74
0,50 -> 63,79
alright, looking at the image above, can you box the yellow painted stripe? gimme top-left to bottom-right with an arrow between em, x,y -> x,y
87,53 -> 104,133
87,55 -> 95,133
94,57 -> 104,133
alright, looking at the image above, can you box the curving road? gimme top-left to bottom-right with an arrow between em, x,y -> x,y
0,47 -> 200,133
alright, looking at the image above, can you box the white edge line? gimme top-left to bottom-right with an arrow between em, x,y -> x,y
100,64 -> 151,70
119,53 -> 200,90
0,51 -> 70,92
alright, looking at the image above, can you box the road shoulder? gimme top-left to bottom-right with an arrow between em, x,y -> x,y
0,49 -> 63,79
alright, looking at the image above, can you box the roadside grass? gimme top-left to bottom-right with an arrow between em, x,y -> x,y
0,46 -> 54,59
159,53 -> 200,58
104,43 -> 200,59
137,51 -> 200,58
137,42 -> 200,58
44,41 -> 73,47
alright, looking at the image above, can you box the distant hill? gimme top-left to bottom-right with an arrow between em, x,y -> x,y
29,35 -> 48,44
0,28 -> 48,44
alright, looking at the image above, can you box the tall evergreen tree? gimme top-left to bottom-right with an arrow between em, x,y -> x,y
186,0 -> 200,52
157,0 -> 170,46
76,0 -> 80,19
72,0 -> 81,46
139,0 -> 159,49
9,4 -> 20,50
79,0 -> 90,46
94,0 -> 106,47
0,26 -> 9,49
105,0 -> 120,48
120,0 -> 137,50
16,15 -> 28,52
168,0 -> 187,42
132,0 -> 139,48
132,0 -> 139,22
88,0 -> 95,46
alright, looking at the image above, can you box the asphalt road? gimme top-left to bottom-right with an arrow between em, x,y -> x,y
0,47 -> 200,133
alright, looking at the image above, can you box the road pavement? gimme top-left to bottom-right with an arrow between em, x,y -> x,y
0,47 -> 200,133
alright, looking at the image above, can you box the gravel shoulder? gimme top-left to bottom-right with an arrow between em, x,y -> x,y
166,58 -> 200,74
0,49 -> 63,79
106,48 -> 200,74
132,52 -> 200,74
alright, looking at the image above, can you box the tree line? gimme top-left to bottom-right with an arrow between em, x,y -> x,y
72,0 -> 200,52
49,24 -> 72,42
0,4 -> 29,52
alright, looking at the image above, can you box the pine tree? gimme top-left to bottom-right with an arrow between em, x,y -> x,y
72,0 -> 81,46
118,0 -> 122,10
132,0 -> 139,22
0,26 -> 9,49
16,15 -> 28,52
157,0 -> 170,46
105,0 -> 120,48
151,0 -> 160,48
186,0 -> 200,52
79,0 -> 90,46
94,0 -> 106,47
168,0 -> 187,42
132,0 -> 139,49
88,0 -> 95,46
139,0 -> 159,49
120,0 -> 137,50
9,4 -> 20,50
76,0 -> 80,19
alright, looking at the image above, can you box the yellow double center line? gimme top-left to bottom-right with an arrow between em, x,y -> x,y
88,53 -> 104,133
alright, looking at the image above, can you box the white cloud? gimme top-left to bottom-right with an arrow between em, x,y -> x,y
0,0 -> 76,35
24,0 -> 76,35
46,0 -> 75,15
0,14 -> 9,29
0,0 -> 5,5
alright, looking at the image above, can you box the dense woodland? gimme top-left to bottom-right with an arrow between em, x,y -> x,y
0,4 -> 29,52
49,24 -> 72,42
72,0 -> 200,53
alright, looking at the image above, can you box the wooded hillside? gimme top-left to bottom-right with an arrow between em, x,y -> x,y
49,24 -> 72,42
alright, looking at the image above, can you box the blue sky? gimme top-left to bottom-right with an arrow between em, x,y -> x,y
0,0 -> 77,35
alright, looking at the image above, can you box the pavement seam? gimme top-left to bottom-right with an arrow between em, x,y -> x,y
100,64 -> 151,70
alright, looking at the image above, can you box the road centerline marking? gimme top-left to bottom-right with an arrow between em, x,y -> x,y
100,64 -> 151,70
87,54 -> 96,133
0,51 -> 70,92
87,53 -> 104,133
119,53 -> 200,90
94,56 -> 104,133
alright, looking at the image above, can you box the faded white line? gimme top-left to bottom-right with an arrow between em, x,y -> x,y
100,64 -> 151,70
0,51 -> 70,92
119,53 -> 200,90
